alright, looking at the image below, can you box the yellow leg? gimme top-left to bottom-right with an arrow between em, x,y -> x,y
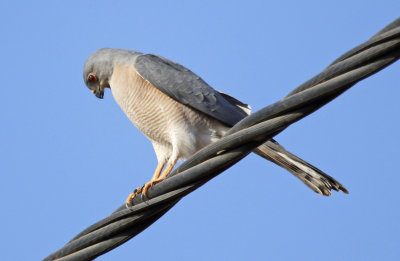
150,162 -> 166,182
153,158 -> 179,184
125,162 -> 165,206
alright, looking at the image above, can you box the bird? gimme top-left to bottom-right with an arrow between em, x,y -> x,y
83,48 -> 348,206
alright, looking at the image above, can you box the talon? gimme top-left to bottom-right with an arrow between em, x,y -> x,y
125,192 -> 136,207
153,177 -> 166,185
142,182 -> 152,197
125,187 -> 143,207
126,159 -> 176,206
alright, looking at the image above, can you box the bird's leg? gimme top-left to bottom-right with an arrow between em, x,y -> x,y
125,162 -> 164,206
153,158 -> 179,184
142,162 -> 165,195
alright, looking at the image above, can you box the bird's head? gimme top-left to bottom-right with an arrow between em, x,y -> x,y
84,48 -> 142,99
83,48 -> 115,99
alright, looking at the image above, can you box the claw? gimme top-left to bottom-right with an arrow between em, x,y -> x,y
125,192 -> 136,207
125,187 -> 143,207
152,177 -> 166,185
126,159 -> 177,207
142,181 -> 153,196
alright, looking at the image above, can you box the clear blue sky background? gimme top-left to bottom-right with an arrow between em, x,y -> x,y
1,1 -> 399,260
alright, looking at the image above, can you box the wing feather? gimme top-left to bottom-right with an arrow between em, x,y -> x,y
134,54 -> 248,127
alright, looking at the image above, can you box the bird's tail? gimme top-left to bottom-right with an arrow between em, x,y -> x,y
253,139 -> 348,196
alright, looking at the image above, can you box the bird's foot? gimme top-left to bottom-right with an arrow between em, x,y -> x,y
152,177 -> 166,185
125,178 -> 167,207
142,177 -> 166,196
141,181 -> 153,197
125,187 -> 142,207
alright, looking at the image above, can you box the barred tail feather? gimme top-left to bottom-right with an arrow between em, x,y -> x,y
254,139 -> 348,196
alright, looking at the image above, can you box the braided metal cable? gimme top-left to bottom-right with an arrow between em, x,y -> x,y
43,17 -> 400,261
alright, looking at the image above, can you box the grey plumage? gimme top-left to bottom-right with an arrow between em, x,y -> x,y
83,48 -> 348,196
135,54 -> 248,126
254,140 -> 348,195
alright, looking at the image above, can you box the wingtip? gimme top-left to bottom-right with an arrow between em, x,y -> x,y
340,186 -> 349,194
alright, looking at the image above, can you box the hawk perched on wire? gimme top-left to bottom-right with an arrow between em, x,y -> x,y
83,48 -> 348,205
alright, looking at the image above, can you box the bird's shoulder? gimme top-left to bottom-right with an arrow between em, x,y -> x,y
133,54 -> 249,126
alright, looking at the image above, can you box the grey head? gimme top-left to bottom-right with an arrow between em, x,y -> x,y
83,48 -> 142,99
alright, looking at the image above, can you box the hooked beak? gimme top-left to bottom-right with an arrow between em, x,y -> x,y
91,88 -> 104,99
91,80 -> 108,99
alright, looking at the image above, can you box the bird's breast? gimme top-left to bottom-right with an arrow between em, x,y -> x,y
109,64 -> 227,158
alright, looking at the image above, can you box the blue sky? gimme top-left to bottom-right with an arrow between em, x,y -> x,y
1,1 -> 400,260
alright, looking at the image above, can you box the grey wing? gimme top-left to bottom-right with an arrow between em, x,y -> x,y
134,54 -> 248,127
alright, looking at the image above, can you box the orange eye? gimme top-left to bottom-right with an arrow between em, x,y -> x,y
88,74 -> 97,83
